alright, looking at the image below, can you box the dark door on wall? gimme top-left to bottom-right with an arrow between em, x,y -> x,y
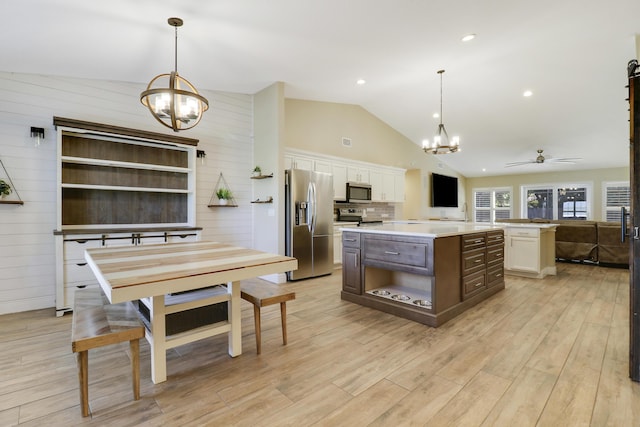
629,62 -> 640,382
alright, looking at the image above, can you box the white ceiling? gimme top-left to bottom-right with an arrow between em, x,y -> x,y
3,0 -> 639,177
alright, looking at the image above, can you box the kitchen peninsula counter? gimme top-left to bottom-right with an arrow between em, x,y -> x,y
340,222 -> 505,327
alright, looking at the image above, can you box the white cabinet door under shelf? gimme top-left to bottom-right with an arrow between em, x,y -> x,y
506,235 -> 540,272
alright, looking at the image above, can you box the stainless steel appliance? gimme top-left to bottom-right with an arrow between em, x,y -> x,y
346,182 -> 372,203
285,169 -> 334,280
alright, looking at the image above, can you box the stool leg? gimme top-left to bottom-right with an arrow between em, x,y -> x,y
77,351 -> 89,417
253,304 -> 261,355
280,302 -> 288,346
130,339 -> 140,400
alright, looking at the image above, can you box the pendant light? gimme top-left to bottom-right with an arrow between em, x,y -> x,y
422,70 -> 460,154
140,17 -> 209,132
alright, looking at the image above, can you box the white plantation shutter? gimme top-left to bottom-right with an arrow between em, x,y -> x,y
604,183 -> 630,222
474,188 -> 512,223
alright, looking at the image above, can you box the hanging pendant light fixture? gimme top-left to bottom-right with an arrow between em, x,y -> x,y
422,69 -> 460,154
140,17 -> 209,132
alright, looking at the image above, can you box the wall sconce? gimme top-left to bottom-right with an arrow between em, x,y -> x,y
196,149 -> 206,164
30,127 -> 45,146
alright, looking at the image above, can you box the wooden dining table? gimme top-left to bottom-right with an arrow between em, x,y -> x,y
84,241 -> 297,383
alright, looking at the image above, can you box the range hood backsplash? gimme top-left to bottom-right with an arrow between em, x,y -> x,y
333,202 -> 395,222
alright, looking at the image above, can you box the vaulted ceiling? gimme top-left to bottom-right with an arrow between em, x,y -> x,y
3,0 -> 639,177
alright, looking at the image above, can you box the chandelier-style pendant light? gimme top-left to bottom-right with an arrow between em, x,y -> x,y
422,69 -> 460,154
140,17 -> 209,132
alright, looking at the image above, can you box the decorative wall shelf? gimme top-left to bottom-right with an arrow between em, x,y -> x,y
208,172 -> 238,207
0,158 -> 23,205
251,196 -> 273,204
250,173 -> 273,179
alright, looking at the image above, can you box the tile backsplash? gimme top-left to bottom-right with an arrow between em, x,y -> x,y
333,202 -> 396,221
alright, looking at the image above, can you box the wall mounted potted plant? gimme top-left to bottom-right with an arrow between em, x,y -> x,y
252,166 -> 262,177
0,179 -> 11,199
216,188 -> 233,205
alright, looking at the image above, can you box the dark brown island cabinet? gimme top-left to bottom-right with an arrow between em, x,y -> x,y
340,224 -> 505,327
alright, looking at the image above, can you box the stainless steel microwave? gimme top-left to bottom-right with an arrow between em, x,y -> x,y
346,182 -> 372,203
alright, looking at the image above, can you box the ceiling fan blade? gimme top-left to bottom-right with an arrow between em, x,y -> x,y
546,157 -> 582,164
505,161 -> 535,167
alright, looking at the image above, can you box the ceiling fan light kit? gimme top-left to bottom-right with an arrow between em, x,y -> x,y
423,70 -> 460,155
505,149 -> 582,168
140,17 -> 209,132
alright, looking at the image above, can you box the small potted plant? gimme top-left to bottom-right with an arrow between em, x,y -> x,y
216,188 -> 233,205
0,179 -> 11,199
252,166 -> 262,177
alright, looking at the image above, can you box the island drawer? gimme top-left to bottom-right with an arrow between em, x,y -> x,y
505,227 -> 540,238
462,233 -> 486,252
486,231 -> 504,246
487,265 -> 504,288
462,271 -> 486,298
462,248 -> 486,274
362,238 -> 431,270
342,232 -> 361,248
487,246 -> 504,265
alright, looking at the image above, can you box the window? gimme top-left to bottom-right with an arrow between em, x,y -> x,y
603,182 -> 630,222
521,183 -> 592,220
473,187 -> 512,222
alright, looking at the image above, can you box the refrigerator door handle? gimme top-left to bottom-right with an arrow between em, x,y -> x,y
311,182 -> 317,233
307,182 -> 313,233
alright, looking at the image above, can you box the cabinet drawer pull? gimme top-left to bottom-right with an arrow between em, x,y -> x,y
474,259 -> 483,263
345,238 -> 357,242
474,239 -> 483,243
76,262 -> 88,267
384,251 -> 400,255
495,253 -> 503,258
473,282 -> 483,288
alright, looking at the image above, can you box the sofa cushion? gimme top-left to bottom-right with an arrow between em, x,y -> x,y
597,221 -> 629,265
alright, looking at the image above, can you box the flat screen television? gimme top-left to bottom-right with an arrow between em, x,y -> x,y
431,173 -> 458,207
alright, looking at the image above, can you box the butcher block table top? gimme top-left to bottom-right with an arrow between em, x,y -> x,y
85,241 -> 298,303
84,240 -> 297,383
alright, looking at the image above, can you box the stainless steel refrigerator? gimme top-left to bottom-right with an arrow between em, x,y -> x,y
285,169 -> 333,280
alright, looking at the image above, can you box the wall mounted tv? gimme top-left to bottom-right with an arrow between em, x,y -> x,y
431,173 -> 458,207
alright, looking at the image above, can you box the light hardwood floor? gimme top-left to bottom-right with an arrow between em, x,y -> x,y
1,262 -> 639,426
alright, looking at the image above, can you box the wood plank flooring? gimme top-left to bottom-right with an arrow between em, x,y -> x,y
1,262 -> 639,426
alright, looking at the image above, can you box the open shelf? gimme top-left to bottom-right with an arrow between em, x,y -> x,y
250,173 -> 273,179
208,172 -> 238,207
0,158 -> 23,205
251,196 -> 273,204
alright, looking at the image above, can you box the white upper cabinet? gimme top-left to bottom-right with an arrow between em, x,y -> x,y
284,149 -> 405,203
331,162 -> 348,200
347,166 -> 369,184
284,153 -> 314,170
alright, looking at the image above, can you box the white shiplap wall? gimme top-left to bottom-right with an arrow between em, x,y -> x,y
0,72 -> 254,314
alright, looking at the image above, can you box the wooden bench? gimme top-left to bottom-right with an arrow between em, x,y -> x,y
71,288 -> 145,417
240,282 -> 296,354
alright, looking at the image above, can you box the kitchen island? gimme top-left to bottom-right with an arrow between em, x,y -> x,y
340,222 -> 505,327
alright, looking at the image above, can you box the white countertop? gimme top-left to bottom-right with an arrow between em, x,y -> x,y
339,221 -> 505,238
495,222 -> 557,229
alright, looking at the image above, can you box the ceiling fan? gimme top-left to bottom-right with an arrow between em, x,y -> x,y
505,149 -> 582,168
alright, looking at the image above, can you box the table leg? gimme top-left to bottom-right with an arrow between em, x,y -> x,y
228,280 -> 242,357
149,295 -> 167,383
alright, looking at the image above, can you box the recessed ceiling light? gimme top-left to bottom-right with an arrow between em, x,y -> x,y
433,113 -> 439,119
523,90 -> 533,97
461,34 -> 476,42
356,79 -> 366,85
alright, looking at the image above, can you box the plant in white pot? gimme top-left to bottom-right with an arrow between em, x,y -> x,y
0,179 -> 11,199
252,166 -> 262,177
216,188 -> 233,205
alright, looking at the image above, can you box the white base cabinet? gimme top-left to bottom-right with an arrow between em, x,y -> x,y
504,225 -> 557,279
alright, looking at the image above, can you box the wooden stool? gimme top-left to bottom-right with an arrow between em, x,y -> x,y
240,282 -> 296,354
71,288 -> 145,417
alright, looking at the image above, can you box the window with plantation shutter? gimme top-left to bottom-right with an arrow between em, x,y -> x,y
473,188 -> 512,223
603,182 -> 630,222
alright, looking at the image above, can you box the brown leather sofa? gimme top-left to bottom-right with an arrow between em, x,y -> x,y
498,219 -> 628,266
